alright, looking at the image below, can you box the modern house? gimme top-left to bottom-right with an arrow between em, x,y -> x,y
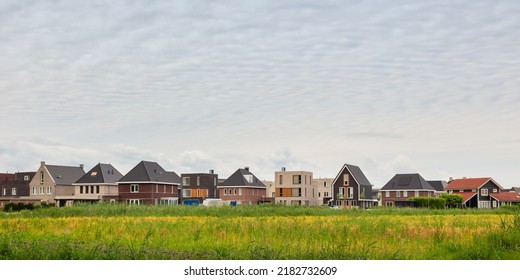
274,168 -> 320,206
29,161 -> 85,206
117,161 -> 181,205
445,177 -> 503,208
312,178 -> 334,205
262,180 -> 275,198
180,170 -> 219,203
331,164 -> 376,209
0,172 -> 37,208
218,167 -> 267,204
380,173 -> 436,207
71,163 -> 123,204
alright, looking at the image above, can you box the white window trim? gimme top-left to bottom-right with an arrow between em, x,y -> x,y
130,184 -> 139,193
403,191 -> 408,198
347,187 -> 354,199
12,188 -> 16,196
481,189 -> 488,196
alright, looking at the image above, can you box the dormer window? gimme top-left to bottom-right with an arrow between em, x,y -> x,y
244,175 -> 253,183
91,172 -> 97,176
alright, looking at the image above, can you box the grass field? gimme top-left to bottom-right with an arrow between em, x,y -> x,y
1,204 -> 520,259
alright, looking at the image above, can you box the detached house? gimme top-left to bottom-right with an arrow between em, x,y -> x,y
218,167 -> 267,205
331,164 -> 376,209
274,168 -> 320,206
29,161 -> 85,206
381,173 -> 436,207
180,170 -> 219,203
117,161 -> 181,205
445,177 -> 504,209
72,163 -> 123,204
0,172 -> 37,208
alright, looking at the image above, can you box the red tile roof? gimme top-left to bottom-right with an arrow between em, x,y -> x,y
490,192 -> 520,202
445,178 -> 492,190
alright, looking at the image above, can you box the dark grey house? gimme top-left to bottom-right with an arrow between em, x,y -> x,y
331,164 -> 376,209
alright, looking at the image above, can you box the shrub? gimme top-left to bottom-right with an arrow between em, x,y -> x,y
409,197 -> 446,209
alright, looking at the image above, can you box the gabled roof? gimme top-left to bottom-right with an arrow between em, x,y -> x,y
380,174 -> 435,191
427,180 -> 448,192
456,192 -> 478,203
118,161 -> 180,184
332,163 -> 373,187
75,163 -> 123,184
219,168 -> 266,188
445,178 -> 502,190
46,165 -> 85,185
490,192 -> 520,202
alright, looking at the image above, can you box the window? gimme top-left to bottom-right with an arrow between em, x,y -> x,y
479,201 -> 491,209
197,176 -> 200,186
415,191 -> 419,197
339,187 -> 345,198
293,175 -> 301,184
403,191 -> 408,198
90,172 -> 97,176
80,186 -> 83,194
214,177 -> 217,186
278,188 -> 283,197
324,192 -> 329,197
39,187 -> 44,194
85,186 -> 89,194
224,189 -> 227,195
279,175 -> 283,185
323,181 -> 327,187
32,187 -> 37,195
493,189 -> 498,193
228,188 -> 232,195
386,201 -> 393,207
291,188 -> 301,197
183,189 -> 191,197
386,191 -> 390,198
91,186 -> 94,194
234,188 -> 237,195
2,188 -> 5,196
239,188 -> 242,195
492,200 -> 497,208
318,192 -> 321,198
12,188 -> 16,196
272,192 -> 275,197
40,171 -> 44,184
343,174 -> 350,186
481,189 -> 488,196
127,199 -> 141,205
24,175 -> 30,181
47,187 -> 52,194
244,175 -> 253,183
130,184 -> 139,193
197,189 -> 200,197
305,175 -> 307,185
96,186 -> 100,194
396,191 -> 401,198
182,177 -> 190,186
347,187 -> 354,199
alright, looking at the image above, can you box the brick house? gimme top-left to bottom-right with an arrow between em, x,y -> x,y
117,161 -> 181,205
71,163 -> 123,204
445,177 -> 504,209
218,167 -> 267,205
380,173 -> 436,207
29,161 -> 85,206
0,172 -> 37,208
180,170 -> 219,203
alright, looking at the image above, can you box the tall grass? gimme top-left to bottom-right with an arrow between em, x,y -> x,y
2,204 -> 520,259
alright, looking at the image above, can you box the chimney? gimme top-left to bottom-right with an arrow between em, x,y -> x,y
40,161 -> 46,166
245,167 -> 250,172
281,167 -> 286,172
449,177 -> 453,182
80,164 -> 84,170
209,169 -> 214,174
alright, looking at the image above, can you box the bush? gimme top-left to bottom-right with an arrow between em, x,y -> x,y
3,202 -> 40,212
439,194 -> 464,208
409,197 -> 447,209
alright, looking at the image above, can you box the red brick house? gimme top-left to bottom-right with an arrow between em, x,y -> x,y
380,174 -> 436,207
117,161 -> 181,205
445,177 -> 503,209
218,167 -> 267,205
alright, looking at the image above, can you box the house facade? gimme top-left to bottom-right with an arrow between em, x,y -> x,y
0,172 -> 37,208
117,161 -> 181,205
331,164 -> 376,209
380,173 -> 436,207
274,169 -> 320,206
218,167 -> 267,204
71,163 -> 123,204
29,161 -> 85,206
445,177 -> 503,209
312,178 -> 334,205
180,170 -> 219,203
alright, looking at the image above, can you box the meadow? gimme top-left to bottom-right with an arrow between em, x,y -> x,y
1,204 -> 520,259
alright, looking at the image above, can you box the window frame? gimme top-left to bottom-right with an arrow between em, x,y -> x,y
130,184 -> 139,193
481,188 -> 488,196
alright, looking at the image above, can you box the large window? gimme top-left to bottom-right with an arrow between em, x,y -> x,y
347,187 -> 354,199
39,187 -> 44,194
396,191 -> 401,198
293,175 -> 301,185
80,186 -> 83,194
339,187 -> 345,198
386,191 -> 390,198
479,201 -> 491,208
291,188 -> 301,197
183,189 -> 191,197
130,184 -> 139,193
415,191 -> 419,197
12,188 -> 16,196
343,174 -> 349,186
481,189 -> 488,196
96,186 -> 100,194
182,177 -> 190,186
32,187 -> 37,195
403,191 -> 408,198
47,187 -> 52,194
127,199 -> 142,205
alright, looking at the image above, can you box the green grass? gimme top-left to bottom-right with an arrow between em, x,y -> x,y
1,204 -> 520,260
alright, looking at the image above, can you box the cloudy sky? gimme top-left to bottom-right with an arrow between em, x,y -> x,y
1,0 -> 520,188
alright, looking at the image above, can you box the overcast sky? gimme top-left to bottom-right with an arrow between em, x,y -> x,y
1,0 -> 520,188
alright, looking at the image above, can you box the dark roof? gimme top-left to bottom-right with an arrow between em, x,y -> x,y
118,161 -> 180,184
46,165 -> 85,185
427,180 -> 448,192
75,163 -> 123,184
220,168 -> 266,187
381,174 -> 435,191
511,187 -> 520,193
345,164 -> 372,187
